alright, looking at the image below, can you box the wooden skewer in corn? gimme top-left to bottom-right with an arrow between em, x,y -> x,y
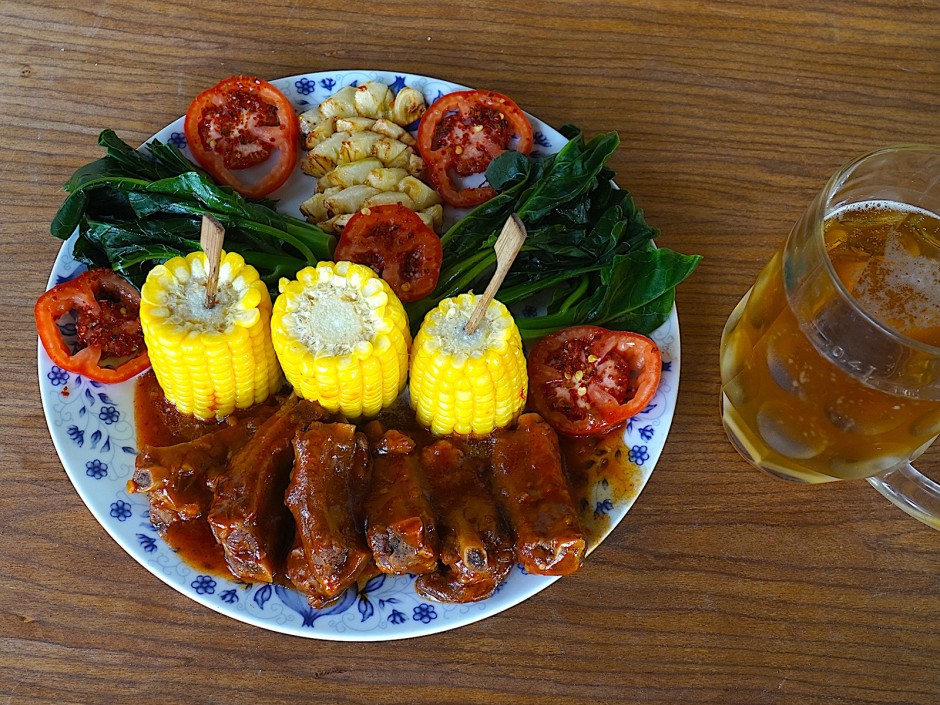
464,214 -> 527,335
199,214 -> 225,309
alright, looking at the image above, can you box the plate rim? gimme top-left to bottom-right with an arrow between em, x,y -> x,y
37,68 -> 680,641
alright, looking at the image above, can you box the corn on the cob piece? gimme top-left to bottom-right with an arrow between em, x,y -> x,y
271,261 -> 411,419
409,294 -> 527,436
139,251 -> 282,419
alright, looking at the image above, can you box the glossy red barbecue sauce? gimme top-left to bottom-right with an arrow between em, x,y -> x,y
134,372 -> 642,579
135,371 -> 234,576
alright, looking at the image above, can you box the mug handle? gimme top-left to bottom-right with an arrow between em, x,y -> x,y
868,462 -> 940,529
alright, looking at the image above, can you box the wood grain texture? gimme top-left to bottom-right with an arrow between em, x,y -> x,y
2,1 -> 939,703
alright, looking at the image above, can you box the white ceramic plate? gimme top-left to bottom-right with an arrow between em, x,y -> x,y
38,70 -> 680,641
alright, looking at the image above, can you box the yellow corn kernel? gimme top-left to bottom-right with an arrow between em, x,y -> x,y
139,250 -> 282,419
271,261 -> 411,419
409,293 -> 527,436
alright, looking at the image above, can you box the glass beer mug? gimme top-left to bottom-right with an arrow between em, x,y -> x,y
720,146 -> 940,528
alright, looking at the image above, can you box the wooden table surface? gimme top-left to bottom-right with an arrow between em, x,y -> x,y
2,1 -> 939,703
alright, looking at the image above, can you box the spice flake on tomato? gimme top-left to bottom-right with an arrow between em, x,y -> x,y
184,76 -> 299,200
417,90 -> 533,208
335,204 -> 443,303
527,326 -> 662,436
35,268 -> 150,384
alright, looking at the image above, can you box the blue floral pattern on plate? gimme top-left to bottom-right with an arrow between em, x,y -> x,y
38,69 -> 682,642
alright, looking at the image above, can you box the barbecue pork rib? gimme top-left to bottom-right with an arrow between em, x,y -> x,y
285,422 -> 374,607
416,439 -> 514,603
207,397 -> 326,583
130,406 -> 277,530
491,413 -> 585,575
363,423 -> 439,576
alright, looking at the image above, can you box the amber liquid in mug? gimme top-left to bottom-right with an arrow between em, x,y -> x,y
720,202 -> 940,482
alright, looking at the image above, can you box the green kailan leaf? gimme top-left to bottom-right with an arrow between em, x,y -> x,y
50,130 -> 336,295
51,189 -> 90,240
602,289 -> 677,334
484,150 -> 532,191
406,126 -> 700,341
582,249 -> 701,327
517,131 -> 619,222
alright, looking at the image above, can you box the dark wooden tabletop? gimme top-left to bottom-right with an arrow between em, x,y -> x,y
2,1 -> 939,703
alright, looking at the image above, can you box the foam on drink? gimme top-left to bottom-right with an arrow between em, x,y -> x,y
828,202 -> 940,347
719,200 -> 940,483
